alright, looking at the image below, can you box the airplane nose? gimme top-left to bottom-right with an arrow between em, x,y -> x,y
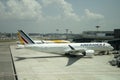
105,43 -> 114,50
111,46 -> 114,50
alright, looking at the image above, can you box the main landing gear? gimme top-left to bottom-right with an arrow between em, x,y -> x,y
65,53 -> 77,57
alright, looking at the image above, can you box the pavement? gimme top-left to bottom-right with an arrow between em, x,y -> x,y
0,42 -> 16,80
10,44 -> 120,80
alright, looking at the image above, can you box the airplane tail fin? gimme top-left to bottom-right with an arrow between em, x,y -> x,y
17,32 -> 25,45
18,30 -> 35,44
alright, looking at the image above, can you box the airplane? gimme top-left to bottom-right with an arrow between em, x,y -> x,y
17,32 -> 70,45
17,30 -> 114,56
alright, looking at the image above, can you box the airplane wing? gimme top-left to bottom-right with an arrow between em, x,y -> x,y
65,45 -> 86,54
65,45 -> 94,56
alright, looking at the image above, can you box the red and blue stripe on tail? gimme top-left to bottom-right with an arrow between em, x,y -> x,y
18,30 -> 35,44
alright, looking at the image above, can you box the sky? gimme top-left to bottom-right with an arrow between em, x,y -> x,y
0,0 -> 120,33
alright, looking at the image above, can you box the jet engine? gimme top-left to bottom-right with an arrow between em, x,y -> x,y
82,50 -> 95,56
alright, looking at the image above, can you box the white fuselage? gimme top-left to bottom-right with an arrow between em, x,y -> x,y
24,42 -> 113,54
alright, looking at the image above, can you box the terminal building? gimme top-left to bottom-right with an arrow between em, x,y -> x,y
73,29 -> 120,50
108,29 -> 120,50
73,31 -> 114,42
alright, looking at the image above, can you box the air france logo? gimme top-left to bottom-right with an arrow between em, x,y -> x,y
80,43 -> 105,46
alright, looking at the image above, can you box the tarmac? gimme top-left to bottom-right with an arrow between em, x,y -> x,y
11,44 -> 120,80
1,42 -> 120,80
0,42 -> 16,80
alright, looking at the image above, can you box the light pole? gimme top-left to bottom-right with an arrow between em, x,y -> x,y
56,29 -> 59,33
95,26 -> 100,41
65,29 -> 69,40
96,26 -> 100,32
70,31 -> 72,34
66,29 -> 69,34
56,29 -> 59,39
